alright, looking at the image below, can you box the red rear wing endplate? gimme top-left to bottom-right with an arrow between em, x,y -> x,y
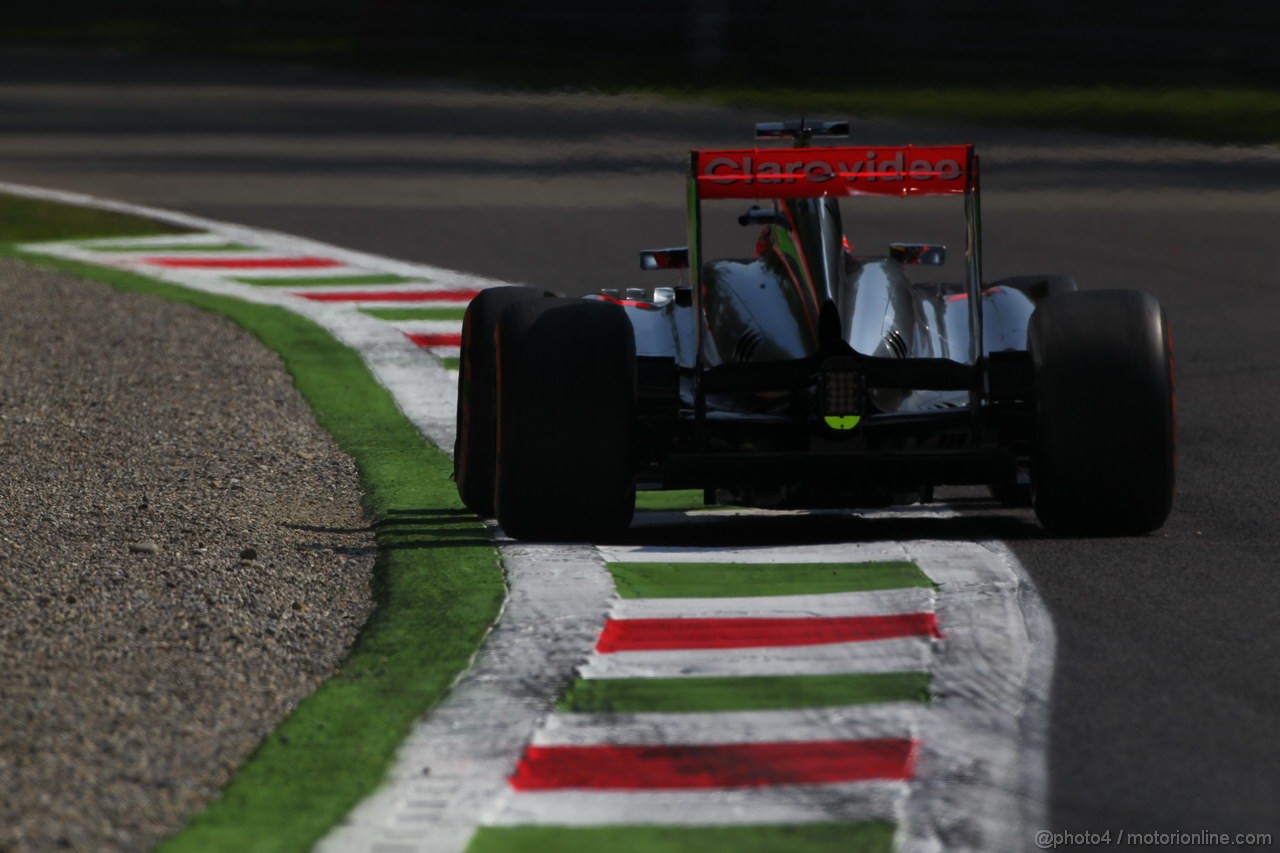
691,145 -> 975,200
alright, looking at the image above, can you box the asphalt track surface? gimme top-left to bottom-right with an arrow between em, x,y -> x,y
3,45 -> 1278,843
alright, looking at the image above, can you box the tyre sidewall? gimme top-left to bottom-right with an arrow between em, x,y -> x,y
495,298 -> 637,540
1029,289 -> 1175,534
455,286 -> 544,516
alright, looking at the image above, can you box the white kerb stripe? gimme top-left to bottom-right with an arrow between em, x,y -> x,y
577,635 -> 935,680
77,234 -> 252,249
532,704 -> 923,747
395,320 -> 466,337
609,587 -> 935,620
484,781 -> 907,827
599,540 -> 913,565
288,282 -> 461,292
98,249 -> 318,261
356,300 -> 472,311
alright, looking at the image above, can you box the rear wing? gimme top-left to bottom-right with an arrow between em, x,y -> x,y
690,145 -> 976,200
684,140 -> 986,411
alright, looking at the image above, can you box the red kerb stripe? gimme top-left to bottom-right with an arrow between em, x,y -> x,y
406,332 -> 463,348
295,289 -> 480,303
509,738 -> 917,791
595,612 -> 940,653
142,257 -> 342,269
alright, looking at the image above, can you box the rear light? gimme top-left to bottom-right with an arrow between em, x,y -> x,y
820,356 -> 864,432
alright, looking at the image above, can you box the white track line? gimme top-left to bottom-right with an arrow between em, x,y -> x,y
903,540 -> 1055,853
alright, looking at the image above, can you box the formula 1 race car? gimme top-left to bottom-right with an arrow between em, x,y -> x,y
455,120 -> 1176,540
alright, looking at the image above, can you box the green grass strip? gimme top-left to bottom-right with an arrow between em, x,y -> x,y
468,822 -> 895,853
0,193 -> 192,242
558,671 -> 930,714
440,356 -> 461,371
86,241 -> 259,253
608,561 -> 934,599
5,245 -> 502,853
232,273 -> 419,287
360,306 -> 467,321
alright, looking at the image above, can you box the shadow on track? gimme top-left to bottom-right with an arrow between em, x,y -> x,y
603,501 -> 1047,549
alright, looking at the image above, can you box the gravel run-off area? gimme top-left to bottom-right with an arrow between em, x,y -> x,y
0,260 -> 377,851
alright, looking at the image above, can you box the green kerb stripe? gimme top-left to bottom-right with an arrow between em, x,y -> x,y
558,672 -> 930,713
232,273 -> 419,287
86,242 -> 260,253
468,822 -> 895,853
634,489 -> 709,511
360,307 -> 467,321
607,561 -> 934,598
440,356 -> 460,370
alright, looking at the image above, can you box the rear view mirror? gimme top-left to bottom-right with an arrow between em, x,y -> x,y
640,247 -> 689,271
889,243 -> 946,266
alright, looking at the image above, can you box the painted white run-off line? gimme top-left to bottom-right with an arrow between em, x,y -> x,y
6,181 -> 1055,853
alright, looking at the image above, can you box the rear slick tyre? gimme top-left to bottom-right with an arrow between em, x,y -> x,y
1029,289 -> 1175,535
454,286 -> 545,517
494,298 -> 637,541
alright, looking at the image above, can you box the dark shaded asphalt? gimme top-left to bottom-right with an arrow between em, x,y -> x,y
2,43 -> 1277,843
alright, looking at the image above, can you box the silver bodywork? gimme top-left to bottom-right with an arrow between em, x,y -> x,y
602,128 -> 1074,509
630,247 -> 1043,416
